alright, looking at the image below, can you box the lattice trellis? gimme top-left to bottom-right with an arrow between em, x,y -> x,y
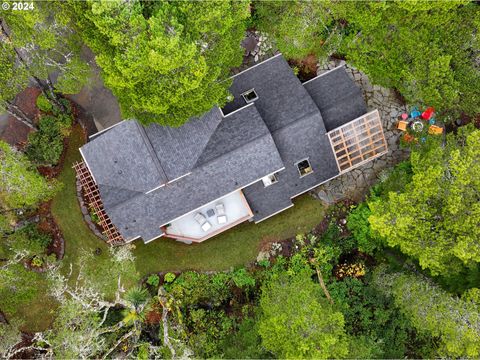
327,110 -> 388,173
73,161 -> 125,245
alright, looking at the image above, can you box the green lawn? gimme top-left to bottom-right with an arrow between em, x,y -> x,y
16,124 -> 326,331
52,124 -> 326,273
133,195 -> 325,273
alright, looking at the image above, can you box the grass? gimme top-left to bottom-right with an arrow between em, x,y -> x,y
52,125 -> 325,276
51,125 -> 111,281
133,195 -> 325,273
14,124 -> 326,331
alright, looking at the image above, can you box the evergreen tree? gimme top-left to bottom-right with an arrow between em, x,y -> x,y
330,0 -> 480,117
373,267 -> 480,358
369,126 -> 480,275
69,0 -> 249,126
254,0 -> 342,60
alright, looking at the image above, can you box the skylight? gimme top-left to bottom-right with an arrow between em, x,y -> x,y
296,159 -> 313,177
242,88 -> 258,103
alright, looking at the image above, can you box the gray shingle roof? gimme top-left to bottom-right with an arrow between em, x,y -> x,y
107,128 -> 284,241
303,67 -> 367,131
80,54 -> 371,242
144,108 -> 222,180
81,120 -> 167,195
195,104 -> 270,167
222,54 -> 320,132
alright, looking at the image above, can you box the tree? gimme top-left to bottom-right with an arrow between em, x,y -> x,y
254,0 -> 342,60
329,0 -> 480,117
0,42 -> 35,129
0,1 -> 90,110
0,141 -> 58,209
373,266 -> 480,358
368,126 -> 480,275
258,271 -> 349,358
0,318 -> 23,359
69,0 -> 249,126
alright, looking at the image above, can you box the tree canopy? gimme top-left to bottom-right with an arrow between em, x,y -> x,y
69,0 -> 249,126
373,267 -> 480,358
0,141 -> 58,209
1,1 -> 90,99
253,0 -> 480,118
258,270 -> 349,358
369,126 -> 480,276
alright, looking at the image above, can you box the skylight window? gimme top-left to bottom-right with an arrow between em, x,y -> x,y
296,159 -> 313,177
242,89 -> 258,103
262,173 -> 278,187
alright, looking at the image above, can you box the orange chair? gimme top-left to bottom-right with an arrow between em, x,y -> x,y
428,125 -> 443,135
397,120 -> 408,131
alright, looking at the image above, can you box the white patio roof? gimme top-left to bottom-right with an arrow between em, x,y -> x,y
164,190 -> 253,242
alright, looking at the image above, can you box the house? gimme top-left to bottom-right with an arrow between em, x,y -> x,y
75,54 -> 388,245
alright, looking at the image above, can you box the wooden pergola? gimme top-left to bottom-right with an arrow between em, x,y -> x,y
73,161 -> 125,245
327,110 -> 388,173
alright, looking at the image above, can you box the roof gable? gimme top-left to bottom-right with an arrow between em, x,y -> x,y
222,55 -> 321,132
195,104 -> 271,167
81,120 -> 167,195
303,67 -> 367,131
144,107 -> 223,181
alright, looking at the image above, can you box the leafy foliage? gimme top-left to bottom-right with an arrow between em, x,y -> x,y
330,276 -> 435,358
6,224 -> 52,260
0,141 -> 58,209
254,1 -> 342,60
373,267 -> 480,357
69,0 -> 249,126
26,116 -> 65,165
258,270 -> 349,358
347,203 -> 380,255
369,126 -> 480,275
333,1 -> 480,117
36,94 -> 54,113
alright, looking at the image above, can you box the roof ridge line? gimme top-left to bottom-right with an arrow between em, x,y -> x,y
134,121 -> 169,184
192,104 -> 274,169
194,126 -> 278,170
229,53 -> 283,79
183,107 -> 225,171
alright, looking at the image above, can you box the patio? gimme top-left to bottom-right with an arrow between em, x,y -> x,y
164,190 -> 253,242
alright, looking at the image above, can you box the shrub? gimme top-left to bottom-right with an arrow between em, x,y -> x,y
36,94 -> 53,113
163,272 -> 176,283
7,224 -> 52,259
347,203 -> 382,255
146,274 -> 160,287
169,272 -> 231,307
231,268 -> 256,288
26,116 -> 64,165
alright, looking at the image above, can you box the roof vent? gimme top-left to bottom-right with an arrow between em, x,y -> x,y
241,88 -> 258,104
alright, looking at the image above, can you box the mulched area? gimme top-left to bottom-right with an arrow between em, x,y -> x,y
0,87 -> 41,148
37,202 -> 65,261
288,54 -> 319,82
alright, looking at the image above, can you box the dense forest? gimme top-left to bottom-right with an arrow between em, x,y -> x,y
1,0 -> 480,358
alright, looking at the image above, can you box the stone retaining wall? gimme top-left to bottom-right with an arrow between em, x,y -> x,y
76,178 -> 108,241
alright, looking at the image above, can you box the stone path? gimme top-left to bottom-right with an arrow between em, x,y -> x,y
313,60 -> 410,203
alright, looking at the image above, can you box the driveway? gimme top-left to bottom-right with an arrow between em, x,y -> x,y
66,46 -> 122,132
